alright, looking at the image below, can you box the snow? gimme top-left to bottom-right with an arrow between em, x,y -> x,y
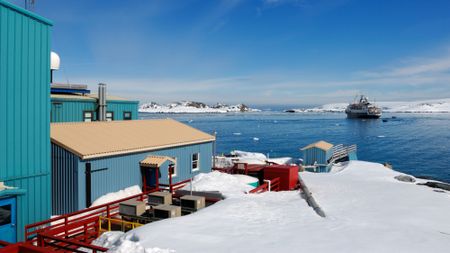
180,171 -> 255,197
229,150 -> 293,165
288,98 -> 450,113
103,161 -> 450,253
90,185 -> 142,207
139,101 -> 261,114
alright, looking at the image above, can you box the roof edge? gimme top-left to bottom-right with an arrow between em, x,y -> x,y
51,138 -> 216,160
0,0 -> 53,26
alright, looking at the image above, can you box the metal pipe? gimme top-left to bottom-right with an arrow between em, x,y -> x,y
85,163 -> 92,208
98,83 -> 107,121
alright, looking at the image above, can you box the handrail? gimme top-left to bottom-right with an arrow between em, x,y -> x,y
98,216 -> 143,233
38,233 -> 108,253
248,177 -> 281,193
159,178 -> 191,193
25,190 -> 156,241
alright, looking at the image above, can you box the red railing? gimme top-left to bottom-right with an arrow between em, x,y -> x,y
159,178 -> 191,193
249,177 -> 280,193
25,190 -> 156,243
37,233 -> 108,253
0,241 -> 52,253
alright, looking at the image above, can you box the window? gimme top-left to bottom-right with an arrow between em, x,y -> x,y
123,111 -> 132,120
168,164 -> 177,177
106,112 -> 114,121
0,204 -> 11,226
83,111 -> 93,122
192,153 -> 199,171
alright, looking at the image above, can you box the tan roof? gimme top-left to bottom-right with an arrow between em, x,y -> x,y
51,119 -> 215,160
50,93 -> 136,102
301,140 -> 333,151
140,155 -> 176,168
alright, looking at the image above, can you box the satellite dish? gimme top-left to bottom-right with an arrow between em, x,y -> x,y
51,51 -> 60,70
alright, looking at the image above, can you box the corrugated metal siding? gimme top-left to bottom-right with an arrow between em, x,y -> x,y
106,101 -> 139,120
0,2 -> 51,241
50,99 -> 138,122
75,142 -> 213,210
51,144 -> 79,214
303,147 -> 328,165
51,100 -> 97,122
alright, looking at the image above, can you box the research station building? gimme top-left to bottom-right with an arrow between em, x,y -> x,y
0,1 -> 52,242
50,84 -> 139,123
51,119 -> 215,214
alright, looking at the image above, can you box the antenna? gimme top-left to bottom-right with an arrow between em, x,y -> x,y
24,0 -> 35,11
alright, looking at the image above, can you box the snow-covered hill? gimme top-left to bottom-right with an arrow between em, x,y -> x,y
94,161 -> 450,253
287,98 -> 450,113
139,101 -> 261,113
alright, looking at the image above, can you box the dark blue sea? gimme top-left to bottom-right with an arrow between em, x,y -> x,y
140,111 -> 450,183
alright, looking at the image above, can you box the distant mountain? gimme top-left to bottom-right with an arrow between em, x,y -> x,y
139,101 -> 261,113
285,98 -> 450,113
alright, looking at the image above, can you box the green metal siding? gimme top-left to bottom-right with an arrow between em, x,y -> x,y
51,100 -> 97,122
50,98 -> 138,122
106,101 -> 139,120
0,1 -> 51,241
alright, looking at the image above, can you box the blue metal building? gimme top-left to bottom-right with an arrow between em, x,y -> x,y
0,1 -> 52,242
51,119 -> 215,214
301,140 -> 358,173
51,93 -> 139,123
301,141 -> 334,173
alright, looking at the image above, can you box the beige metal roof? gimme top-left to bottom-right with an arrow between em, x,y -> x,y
50,93 -> 136,102
140,155 -> 176,168
51,94 -> 96,101
51,119 -> 215,160
301,140 -> 334,151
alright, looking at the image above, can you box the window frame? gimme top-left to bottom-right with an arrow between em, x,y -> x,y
168,163 -> 177,178
191,153 -> 200,172
83,111 -> 94,122
106,111 -> 114,121
0,204 -> 12,226
123,111 -> 132,120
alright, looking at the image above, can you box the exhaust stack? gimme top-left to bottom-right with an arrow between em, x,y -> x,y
98,83 -> 107,121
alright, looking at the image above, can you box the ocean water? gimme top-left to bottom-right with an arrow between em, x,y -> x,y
140,112 -> 450,183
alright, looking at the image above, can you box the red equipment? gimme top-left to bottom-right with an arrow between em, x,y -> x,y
263,165 -> 299,191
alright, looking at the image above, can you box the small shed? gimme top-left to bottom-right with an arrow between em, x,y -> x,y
51,119 -> 215,214
300,141 -> 334,172
51,93 -> 139,123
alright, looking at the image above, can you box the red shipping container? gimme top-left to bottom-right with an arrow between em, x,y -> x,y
263,165 -> 299,191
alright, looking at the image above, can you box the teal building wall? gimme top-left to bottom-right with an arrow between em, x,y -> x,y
51,96 -> 139,122
0,0 -> 52,242
52,142 -> 213,214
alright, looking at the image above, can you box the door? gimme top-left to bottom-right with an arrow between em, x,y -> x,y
0,197 -> 17,243
141,167 -> 160,191
51,102 -> 63,122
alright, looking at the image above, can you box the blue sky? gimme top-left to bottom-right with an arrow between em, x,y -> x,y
11,0 -> 450,105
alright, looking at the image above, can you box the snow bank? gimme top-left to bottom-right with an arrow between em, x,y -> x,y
230,150 -> 293,165
139,101 -> 260,114
181,171 -> 255,197
93,232 -> 175,253
107,161 -> 450,252
288,98 -> 450,113
90,185 -> 142,207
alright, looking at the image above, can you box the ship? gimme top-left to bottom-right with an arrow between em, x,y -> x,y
345,95 -> 382,118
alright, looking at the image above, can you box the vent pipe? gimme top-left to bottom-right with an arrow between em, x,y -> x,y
98,83 -> 107,121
